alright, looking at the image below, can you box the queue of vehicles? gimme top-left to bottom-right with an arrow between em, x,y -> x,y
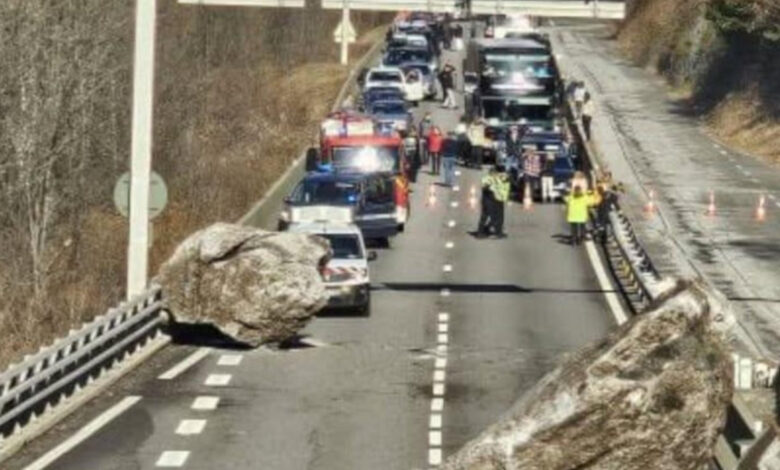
279,12 -> 444,315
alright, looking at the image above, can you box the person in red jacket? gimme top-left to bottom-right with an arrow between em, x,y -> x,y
428,126 -> 444,175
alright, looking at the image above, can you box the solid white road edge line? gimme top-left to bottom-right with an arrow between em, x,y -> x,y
23,396 -> 142,470
158,347 -> 210,380
584,241 -> 629,326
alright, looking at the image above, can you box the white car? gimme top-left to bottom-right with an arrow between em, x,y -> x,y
288,222 -> 375,315
364,67 -> 424,104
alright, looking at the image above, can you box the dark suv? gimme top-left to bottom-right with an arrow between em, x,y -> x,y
279,172 -> 399,243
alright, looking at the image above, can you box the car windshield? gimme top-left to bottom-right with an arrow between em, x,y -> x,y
369,71 -> 401,82
371,101 -> 406,115
385,49 -> 430,65
322,234 -> 363,260
332,146 -> 400,173
484,54 -> 552,78
483,99 -> 553,123
291,180 -> 358,205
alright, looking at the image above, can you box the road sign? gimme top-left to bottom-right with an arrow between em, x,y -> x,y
114,171 -> 168,219
334,17 -> 357,43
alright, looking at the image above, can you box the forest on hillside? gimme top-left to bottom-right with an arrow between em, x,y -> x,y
0,0 -> 387,367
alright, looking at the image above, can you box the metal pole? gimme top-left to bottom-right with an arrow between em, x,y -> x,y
340,1 -> 350,65
127,0 -> 157,299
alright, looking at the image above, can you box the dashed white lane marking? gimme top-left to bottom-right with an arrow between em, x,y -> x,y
720,150 -> 728,156
455,170 -> 462,176
743,170 -> 753,176
430,430 -> 443,446
750,177 -> 760,184
440,288 -> 451,297
176,419 -> 207,436
436,344 -> 448,354
776,202 -> 780,209
23,396 -> 142,470
205,374 -> 232,387
736,164 -> 744,170
769,194 -> 777,200
192,396 -> 220,411
433,383 -> 446,396
435,357 -> 447,369
445,241 -> 454,249
437,334 -> 449,344
584,241 -> 629,325
430,414 -> 443,429
217,354 -> 243,366
438,323 -> 449,333
429,448 -> 443,466
438,313 -> 450,322
453,185 -> 460,192
158,348 -> 210,380
712,143 -> 721,150
431,398 -> 445,412
443,264 -> 453,272
433,370 -> 446,382
451,201 -> 459,208
447,220 -> 456,228
156,451 -> 190,468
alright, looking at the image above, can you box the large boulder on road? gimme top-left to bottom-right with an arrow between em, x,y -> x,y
157,223 -> 329,347
442,280 -> 733,470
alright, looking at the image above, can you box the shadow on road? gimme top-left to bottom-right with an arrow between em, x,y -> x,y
372,282 -> 615,295
164,322 -> 253,350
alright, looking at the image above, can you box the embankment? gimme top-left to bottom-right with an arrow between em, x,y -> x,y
618,0 -> 779,162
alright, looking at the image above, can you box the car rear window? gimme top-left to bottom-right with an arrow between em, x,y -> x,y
364,177 -> 394,205
292,180 -> 358,205
322,234 -> 363,259
369,71 -> 402,82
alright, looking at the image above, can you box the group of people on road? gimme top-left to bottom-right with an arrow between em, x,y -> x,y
569,80 -> 594,141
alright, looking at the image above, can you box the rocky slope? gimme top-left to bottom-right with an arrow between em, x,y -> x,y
442,280 -> 733,470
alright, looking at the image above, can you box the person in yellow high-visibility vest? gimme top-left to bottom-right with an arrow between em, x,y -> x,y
564,186 -> 601,245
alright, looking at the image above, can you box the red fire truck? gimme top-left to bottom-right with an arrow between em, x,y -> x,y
315,110 -> 411,230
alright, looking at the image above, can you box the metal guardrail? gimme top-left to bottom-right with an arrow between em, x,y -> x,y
0,287 -> 164,440
0,30 -> 388,455
561,77 -> 765,469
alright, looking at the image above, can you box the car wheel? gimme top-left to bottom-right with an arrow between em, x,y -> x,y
398,223 -> 405,233
357,290 -> 371,317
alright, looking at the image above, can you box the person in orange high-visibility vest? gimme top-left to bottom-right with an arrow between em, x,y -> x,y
394,174 -> 410,227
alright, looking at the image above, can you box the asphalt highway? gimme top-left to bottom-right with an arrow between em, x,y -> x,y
5,30 -> 617,470
548,22 -> 780,358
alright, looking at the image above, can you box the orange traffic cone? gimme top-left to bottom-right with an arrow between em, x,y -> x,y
523,184 -> 533,211
644,189 -> 656,214
756,195 -> 767,222
706,191 -> 716,217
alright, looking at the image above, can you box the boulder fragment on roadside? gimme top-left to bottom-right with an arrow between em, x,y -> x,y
157,223 -> 329,347
442,279 -> 733,470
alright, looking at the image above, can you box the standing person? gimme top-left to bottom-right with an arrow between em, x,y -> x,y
594,183 -> 622,242
540,151 -> 556,203
428,126 -> 444,175
418,113 -> 433,165
573,81 -> 586,118
440,63 -> 457,109
441,133 -> 459,187
406,127 -> 421,183
582,92 -> 594,141
523,150 -> 542,201
467,118 -> 487,168
503,125 -> 524,196
564,186 -> 600,245
487,166 -> 511,238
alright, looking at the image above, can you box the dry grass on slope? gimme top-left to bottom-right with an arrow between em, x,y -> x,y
707,89 -> 780,164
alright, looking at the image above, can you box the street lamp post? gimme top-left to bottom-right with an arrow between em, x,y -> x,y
127,0 -> 157,299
